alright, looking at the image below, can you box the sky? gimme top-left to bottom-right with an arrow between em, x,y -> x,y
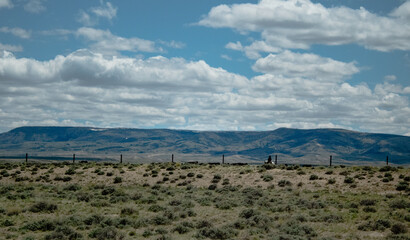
0,0 -> 409,135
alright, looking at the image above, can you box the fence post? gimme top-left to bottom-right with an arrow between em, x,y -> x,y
172,154 -> 174,163
330,155 -> 332,167
25,153 -> 28,163
275,155 -> 277,165
386,156 -> 389,166
222,154 -> 224,164
73,154 -> 75,164
120,154 -> 122,164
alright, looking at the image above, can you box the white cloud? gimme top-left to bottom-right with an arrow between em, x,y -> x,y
0,43 -> 23,52
221,54 -> 232,60
24,0 -> 46,13
252,50 -> 359,81
390,1 -> 410,20
91,1 -> 117,20
0,49 -> 408,135
76,27 -> 160,55
384,75 -> 397,81
158,40 -> 186,49
77,1 -> 117,26
199,0 -> 410,53
226,40 -> 281,59
0,0 -> 12,9
0,27 -> 31,39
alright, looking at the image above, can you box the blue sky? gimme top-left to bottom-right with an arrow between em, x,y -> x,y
0,0 -> 409,135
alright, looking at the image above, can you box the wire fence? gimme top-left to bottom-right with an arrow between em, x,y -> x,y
0,153 -> 393,166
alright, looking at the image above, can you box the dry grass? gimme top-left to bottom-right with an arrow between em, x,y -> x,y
0,161 -> 409,240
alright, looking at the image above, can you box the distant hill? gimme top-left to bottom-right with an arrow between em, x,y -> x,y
0,126 -> 409,165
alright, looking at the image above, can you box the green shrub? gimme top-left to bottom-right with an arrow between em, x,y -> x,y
389,199 -> 410,209
239,208 -> 259,219
173,224 -> 192,234
396,181 -> 409,191
278,180 -> 292,187
344,177 -> 355,184
101,186 -> 116,195
327,178 -> 336,184
309,174 -> 319,180
120,207 -> 136,216
363,206 -> 377,213
196,173 -> 203,178
358,219 -> 391,231
297,170 -> 306,175
76,192 -> 91,202
29,202 -> 57,213
65,168 -> 76,175
280,220 -> 317,237
113,176 -> 122,184
208,184 -> 217,190
89,226 -> 124,240
360,199 -> 377,206
151,215 -> 171,225
23,219 -> 56,231
391,223 -> 408,234
45,226 -> 82,240
63,184 -> 81,191
196,226 -> 237,240
380,166 -> 396,172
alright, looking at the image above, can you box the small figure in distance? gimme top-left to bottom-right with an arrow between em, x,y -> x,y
266,155 -> 273,164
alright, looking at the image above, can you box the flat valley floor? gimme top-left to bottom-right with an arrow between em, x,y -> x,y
0,162 -> 409,240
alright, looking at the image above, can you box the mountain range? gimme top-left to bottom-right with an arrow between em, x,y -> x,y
0,126 -> 409,165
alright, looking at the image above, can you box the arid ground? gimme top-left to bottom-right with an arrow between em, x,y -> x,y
0,161 -> 409,240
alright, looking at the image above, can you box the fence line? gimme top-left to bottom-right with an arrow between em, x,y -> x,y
0,153 -> 395,166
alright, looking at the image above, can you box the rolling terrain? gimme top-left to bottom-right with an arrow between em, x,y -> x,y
0,126 -> 409,165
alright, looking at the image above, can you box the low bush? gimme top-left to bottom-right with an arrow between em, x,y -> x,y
358,219 -> 391,231
65,168 -> 76,175
45,226 -> 83,240
396,181 -> 409,191
280,220 -> 317,238
327,178 -> 336,184
389,199 -> 410,209
113,176 -> 122,184
344,177 -> 355,184
239,208 -> 258,219
23,219 -> 56,231
196,226 -> 237,240
63,184 -> 81,191
391,223 -> 407,234
262,174 -> 273,182
89,226 -> 124,240
278,180 -> 292,187
120,207 -> 136,216
360,199 -> 377,206
29,202 -> 57,213
309,174 -> 319,180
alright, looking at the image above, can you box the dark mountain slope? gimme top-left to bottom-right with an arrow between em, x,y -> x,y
0,126 -> 409,164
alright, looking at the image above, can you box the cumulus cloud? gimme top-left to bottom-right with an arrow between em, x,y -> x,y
0,43 -> 23,52
76,27 -> 160,55
390,1 -> 410,20
0,27 -> 31,39
0,49 -> 409,135
0,0 -> 12,9
226,40 -> 281,59
24,0 -> 46,13
199,0 -> 410,54
77,1 -> 117,26
252,50 -> 359,81
384,75 -> 397,81
91,1 -> 117,20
